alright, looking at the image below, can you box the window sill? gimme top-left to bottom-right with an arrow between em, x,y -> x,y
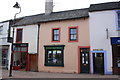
51,41 -> 60,42
45,64 -> 64,67
68,40 -> 78,42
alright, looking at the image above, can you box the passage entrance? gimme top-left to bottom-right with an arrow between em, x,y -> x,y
93,53 -> 104,74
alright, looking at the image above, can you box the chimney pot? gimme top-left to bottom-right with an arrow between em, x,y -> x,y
45,0 -> 53,15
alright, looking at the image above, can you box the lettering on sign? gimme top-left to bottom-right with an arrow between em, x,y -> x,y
93,49 -> 103,51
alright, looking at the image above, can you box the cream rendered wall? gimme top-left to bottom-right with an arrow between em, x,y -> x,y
89,10 -> 118,74
13,24 -> 38,54
38,18 -> 89,73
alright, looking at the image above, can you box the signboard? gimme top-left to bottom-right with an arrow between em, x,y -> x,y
13,43 -> 28,47
111,37 -> 120,44
12,43 -> 28,51
93,49 -> 103,51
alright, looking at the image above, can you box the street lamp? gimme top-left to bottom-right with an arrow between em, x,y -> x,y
9,2 -> 21,77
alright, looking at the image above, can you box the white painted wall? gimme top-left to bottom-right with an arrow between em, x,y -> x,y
0,21 -> 12,70
13,24 -> 38,54
89,10 -> 119,74
0,21 -> 9,45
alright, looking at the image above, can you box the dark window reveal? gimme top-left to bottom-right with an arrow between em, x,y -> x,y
52,29 -> 60,41
16,29 -> 22,43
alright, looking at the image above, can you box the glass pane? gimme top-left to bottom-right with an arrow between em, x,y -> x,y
70,28 -> 76,34
82,57 -> 84,63
54,30 -> 59,34
56,50 -> 62,64
70,35 -> 74,39
48,50 -> 52,63
73,35 -> 76,39
86,61 -> 88,64
82,54 -> 84,56
48,51 -> 52,53
14,47 -> 21,51
57,50 -> 62,54
47,49 -> 63,65
13,52 -> 21,66
54,35 -> 59,41
53,50 -> 56,54
21,47 -> 27,52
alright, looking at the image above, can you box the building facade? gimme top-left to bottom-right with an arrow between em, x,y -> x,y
0,20 -> 12,69
38,17 -> 90,73
89,2 -> 120,74
3,0 -> 120,75
11,24 -> 39,71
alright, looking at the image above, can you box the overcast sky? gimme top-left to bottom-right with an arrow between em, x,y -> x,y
0,0 -> 119,22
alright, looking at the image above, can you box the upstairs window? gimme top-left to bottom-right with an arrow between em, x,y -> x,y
68,26 -> 78,42
0,26 -> 3,35
52,28 -> 60,42
116,11 -> 120,30
16,29 -> 23,43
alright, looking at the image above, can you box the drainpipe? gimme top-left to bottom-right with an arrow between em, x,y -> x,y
36,24 -> 40,72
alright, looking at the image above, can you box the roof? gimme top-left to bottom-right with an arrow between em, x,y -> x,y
14,8 -> 89,26
89,1 -> 120,12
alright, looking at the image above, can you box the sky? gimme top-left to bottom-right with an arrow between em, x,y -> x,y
0,0 -> 120,22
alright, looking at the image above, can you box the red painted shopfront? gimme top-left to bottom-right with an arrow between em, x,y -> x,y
12,43 -> 29,71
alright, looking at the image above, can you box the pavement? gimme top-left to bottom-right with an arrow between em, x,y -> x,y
1,69 -> 120,79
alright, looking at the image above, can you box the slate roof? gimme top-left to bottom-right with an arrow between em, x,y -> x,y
89,1 -> 120,12
14,8 -> 89,26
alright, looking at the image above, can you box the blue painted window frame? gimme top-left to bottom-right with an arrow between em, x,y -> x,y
115,10 -> 120,31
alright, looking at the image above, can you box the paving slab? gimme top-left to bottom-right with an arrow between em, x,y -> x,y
2,69 -> 119,79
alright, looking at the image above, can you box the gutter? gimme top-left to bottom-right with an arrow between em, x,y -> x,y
36,24 -> 40,72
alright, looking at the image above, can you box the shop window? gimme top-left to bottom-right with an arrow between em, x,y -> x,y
44,45 -> 65,66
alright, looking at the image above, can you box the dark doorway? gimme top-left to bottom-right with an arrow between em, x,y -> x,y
112,44 -> 120,75
93,53 -> 104,74
80,48 -> 90,73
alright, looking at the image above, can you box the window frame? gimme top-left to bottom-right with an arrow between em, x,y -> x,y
16,28 -> 23,43
44,45 -> 65,67
116,10 -> 120,31
68,26 -> 78,42
52,28 -> 60,42
0,26 -> 3,35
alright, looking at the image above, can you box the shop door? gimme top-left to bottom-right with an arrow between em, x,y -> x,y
93,53 -> 104,74
80,48 -> 90,73
2,49 -> 8,68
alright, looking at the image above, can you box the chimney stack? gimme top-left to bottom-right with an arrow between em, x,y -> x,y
45,0 -> 53,15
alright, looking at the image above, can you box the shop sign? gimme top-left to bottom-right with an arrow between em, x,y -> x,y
13,43 -> 28,47
93,49 -> 103,51
111,37 -> 120,44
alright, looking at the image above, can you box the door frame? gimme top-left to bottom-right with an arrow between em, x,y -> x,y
78,46 -> 90,73
90,51 -> 107,74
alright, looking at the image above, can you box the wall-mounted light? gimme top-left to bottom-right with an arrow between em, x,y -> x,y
106,28 -> 109,39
